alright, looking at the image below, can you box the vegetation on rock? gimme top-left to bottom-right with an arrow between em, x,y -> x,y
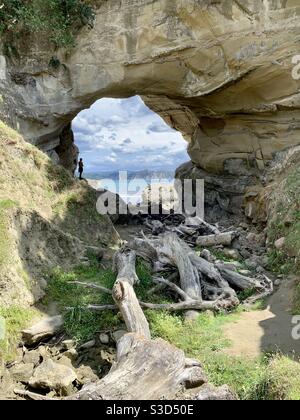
0,0 -> 95,53
268,165 -> 300,275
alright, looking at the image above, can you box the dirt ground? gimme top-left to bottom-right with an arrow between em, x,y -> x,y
223,276 -> 300,358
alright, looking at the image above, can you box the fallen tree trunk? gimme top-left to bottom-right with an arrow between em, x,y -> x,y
112,248 -> 151,339
69,333 -> 207,400
196,232 -> 235,247
67,248 -> 215,400
113,280 -> 151,339
217,267 -> 266,291
113,248 -> 139,286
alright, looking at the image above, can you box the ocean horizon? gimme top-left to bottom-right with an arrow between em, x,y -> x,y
86,170 -> 175,204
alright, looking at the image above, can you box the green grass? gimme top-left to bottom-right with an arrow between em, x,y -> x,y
45,262 -> 118,343
265,355 -> 300,400
45,256 -> 170,343
0,306 -> 37,361
148,310 -> 270,399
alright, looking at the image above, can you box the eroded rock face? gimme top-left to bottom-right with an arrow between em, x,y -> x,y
1,0 -> 300,178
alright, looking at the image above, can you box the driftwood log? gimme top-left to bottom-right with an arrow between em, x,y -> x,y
196,232 -> 234,247
68,248 -> 212,400
70,334 -> 207,400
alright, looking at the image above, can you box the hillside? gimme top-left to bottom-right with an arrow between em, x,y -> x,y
0,120 -> 118,308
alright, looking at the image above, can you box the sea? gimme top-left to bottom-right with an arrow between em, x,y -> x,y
86,170 -> 175,205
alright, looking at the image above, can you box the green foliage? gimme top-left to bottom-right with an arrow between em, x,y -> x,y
45,261 -> 118,342
264,355 -> 300,400
45,257 -> 168,343
0,0 -> 95,52
267,165 -> 300,274
0,305 -> 37,361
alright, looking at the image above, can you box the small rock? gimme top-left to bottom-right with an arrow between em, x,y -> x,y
22,315 -> 63,345
239,222 -> 249,230
195,384 -> 237,400
79,339 -> 95,350
61,339 -> 76,351
23,350 -> 41,367
29,359 -> 77,394
39,278 -> 48,289
99,333 -> 110,345
9,363 -> 34,383
274,279 -> 281,287
220,261 -> 241,271
63,348 -> 78,360
274,237 -> 286,250
239,248 -> 251,259
246,232 -> 256,242
200,249 -> 212,262
77,365 -> 99,385
222,248 -> 241,260
245,259 -> 259,270
56,355 -> 73,369
111,330 -> 127,343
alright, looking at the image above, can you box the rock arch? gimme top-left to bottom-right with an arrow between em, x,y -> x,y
1,0 -> 300,186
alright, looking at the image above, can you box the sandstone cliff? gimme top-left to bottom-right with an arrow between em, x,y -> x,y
0,0 -> 300,178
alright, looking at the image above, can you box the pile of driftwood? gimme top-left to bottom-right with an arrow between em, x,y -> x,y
50,216 -> 272,401
16,215 -> 273,400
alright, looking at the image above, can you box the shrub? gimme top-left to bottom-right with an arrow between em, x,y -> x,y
0,0 -> 95,52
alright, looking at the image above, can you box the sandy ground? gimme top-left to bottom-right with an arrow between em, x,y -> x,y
223,276 -> 300,358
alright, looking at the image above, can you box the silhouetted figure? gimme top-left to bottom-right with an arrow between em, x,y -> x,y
78,158 -> 84,180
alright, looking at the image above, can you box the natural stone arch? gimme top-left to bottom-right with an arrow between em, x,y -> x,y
1,0 -> 300,180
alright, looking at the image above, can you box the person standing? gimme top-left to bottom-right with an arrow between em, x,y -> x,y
78,158 -> 84,180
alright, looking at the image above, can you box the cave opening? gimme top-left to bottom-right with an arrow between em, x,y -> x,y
71,95 -> 189,206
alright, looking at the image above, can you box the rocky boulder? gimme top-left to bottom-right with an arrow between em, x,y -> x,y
29,359 -> 77,395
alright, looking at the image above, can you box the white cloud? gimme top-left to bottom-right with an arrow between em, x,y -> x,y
73,96 -> 189,171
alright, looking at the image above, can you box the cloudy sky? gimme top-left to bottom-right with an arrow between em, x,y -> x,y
73,96 -> 189,173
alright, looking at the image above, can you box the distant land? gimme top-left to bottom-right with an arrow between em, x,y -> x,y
85,169 -> 175,182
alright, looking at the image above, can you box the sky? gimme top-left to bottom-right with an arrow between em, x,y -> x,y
72,96 -> 189,173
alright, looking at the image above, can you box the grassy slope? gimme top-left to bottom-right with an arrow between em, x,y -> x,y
0,120 -> 116,360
